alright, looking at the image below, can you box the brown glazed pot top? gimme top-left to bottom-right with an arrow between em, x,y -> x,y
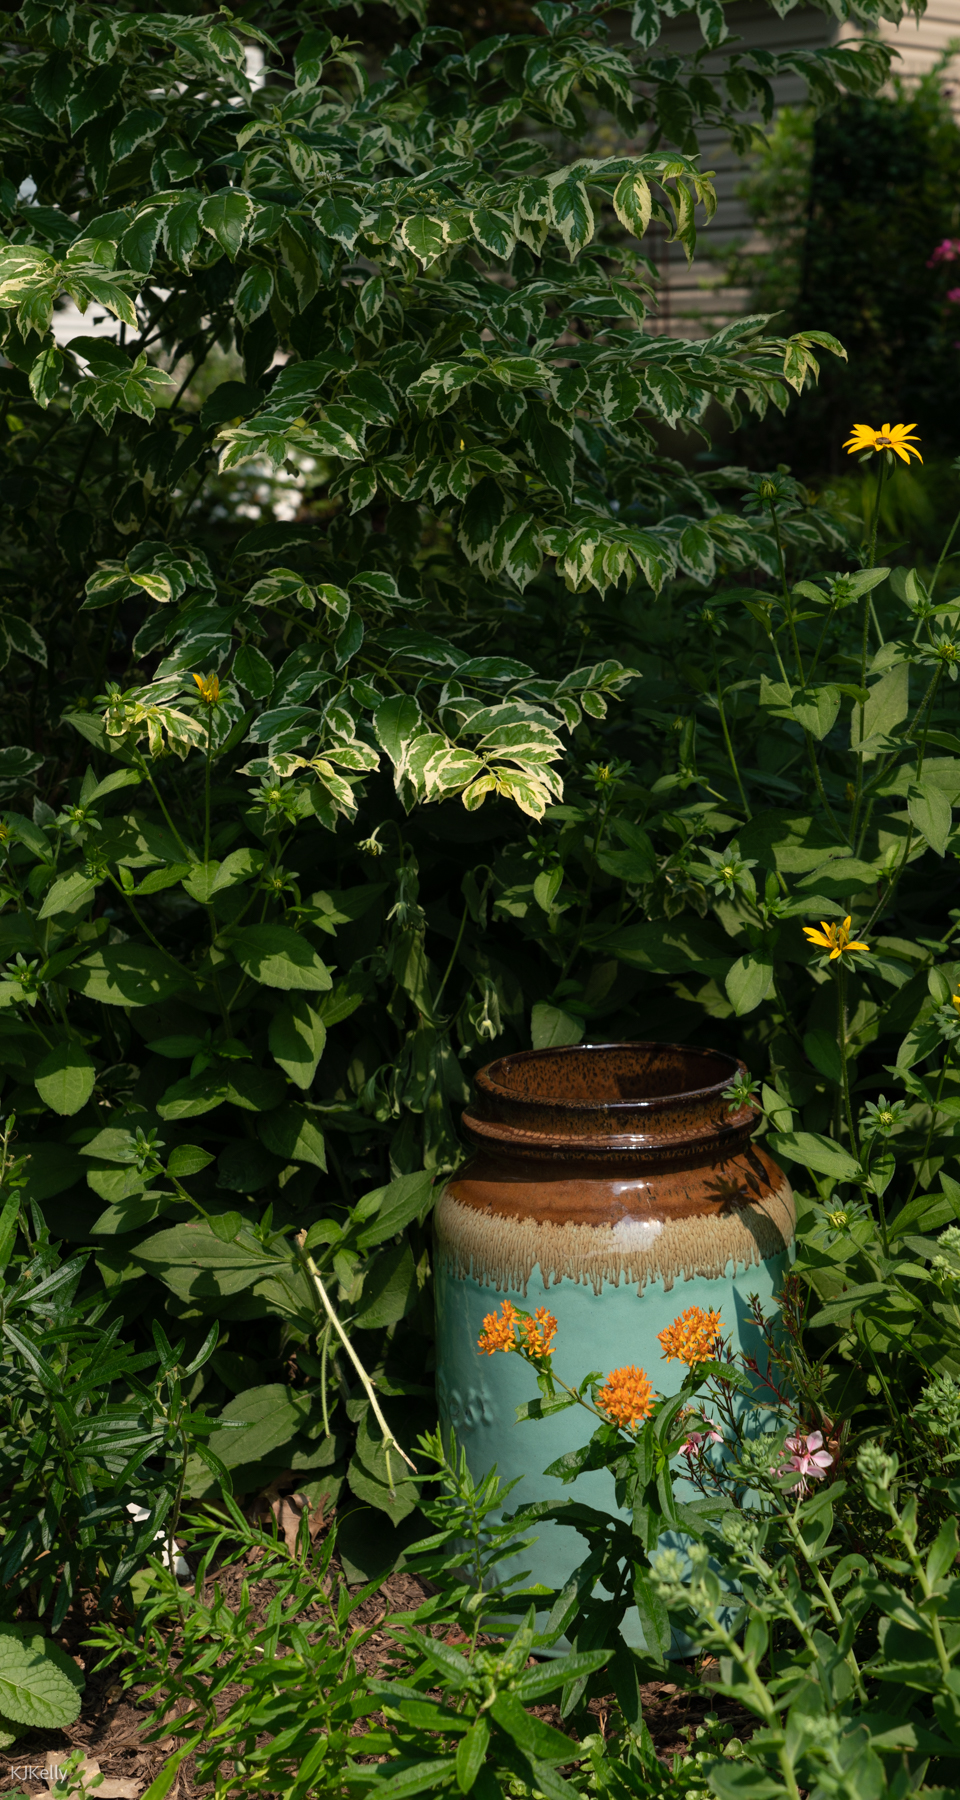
463,1041 -> 755,1159
450,1042 -> 789,1230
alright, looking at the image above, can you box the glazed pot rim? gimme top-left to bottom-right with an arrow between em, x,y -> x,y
475,1040 -> 746,1116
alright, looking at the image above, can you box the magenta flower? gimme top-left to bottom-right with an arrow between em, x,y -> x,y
947,288 -> 960,305
928,238 -> 960,266
680,1423 -> 723,1459
782,1429 -> 833,1493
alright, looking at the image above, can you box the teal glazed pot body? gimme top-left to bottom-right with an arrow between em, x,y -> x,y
434,1042 -> 794,1645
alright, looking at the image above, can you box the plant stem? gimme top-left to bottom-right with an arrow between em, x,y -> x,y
929,495 -> 960,598
134,756 -> 194,861
769,501 -> 805,686
434,898 -> 469,1015
866,453 -> 888,571
294,1237 -> 416,1494
714,656 -> 751,820
837,965 -> 857,1151
204,710 -> 213,867
780,1506 -> 867,1701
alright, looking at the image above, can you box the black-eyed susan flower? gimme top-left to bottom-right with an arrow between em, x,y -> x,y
843,422 -> 922,465
803,916 -> 870,962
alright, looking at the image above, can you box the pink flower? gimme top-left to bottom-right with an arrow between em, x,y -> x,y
928,238 -> 960,266
782,1430 -> 833,1494
680,1423 -> 723,1459
947,288 -> 960,305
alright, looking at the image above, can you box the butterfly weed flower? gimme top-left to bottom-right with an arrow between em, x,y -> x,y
843,421 -> 922,465
596,1365 -> 655,1430
519,1307 -> 557,1359
803,916 -> 869,964
478,1300 -> 518,1354
477,1301 -> 558,1359
658,1306 -> 723,1366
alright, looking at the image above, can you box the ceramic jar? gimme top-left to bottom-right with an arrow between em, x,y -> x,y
434,1041 -> 794,1634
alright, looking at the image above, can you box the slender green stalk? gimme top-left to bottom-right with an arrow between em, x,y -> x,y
135,755 -> 194,861
204,708 -> 213,867
805,732 -> 849,845
769,502 -> 805,686
929,495 -> 960,598
106,871 -> 169,954
294,1237 -> 416,1495
434,899 -> 469,1014
714,656 -> 751,819
837,965 -> 857,1152
904,1053 -> 949,1208
866,452 -> 889,571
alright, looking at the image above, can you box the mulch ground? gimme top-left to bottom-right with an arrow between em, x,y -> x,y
8,1506 -> 754,1798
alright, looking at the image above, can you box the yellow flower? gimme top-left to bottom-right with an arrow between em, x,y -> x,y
803,916 -> 870,962
193,671 -> 221,705
597,1365 -> 655,1430
658,1306 -> 723,1366
843,421 -> 922,465
952,987 -> 960,1015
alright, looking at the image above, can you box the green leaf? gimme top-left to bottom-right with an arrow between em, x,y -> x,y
37,867 -> 98,919
724,954 -> 774,1016
133,1224 -> 313,1323
908,778 -> 952,857
204,1383 -> 312,1468
28,344 -> 63,408
34,1044 -> 96,1116
233,642 -> 274,697
268,997 -> 326,1090
167,1145 -> 215,1178
234,264 -> 274,326
767,1131 -> 861,1182
354,1170 -> 435,1250
550,176 -> 594,258
63,944 -> 190,1007
456,1716 -> 490,1792
353,1240 -> 417,1328
317,194 -> 363,249
803,1029 -> 843,1085
227,925 -> 333,992
519,401 -> 574,503
400,214 -> 445,266
374,695 -> 422,764
0,1625 -> 83,1728
199,190 -> 253,260
258,1102 -> 327,1170
613,169 -> 652,238
531,1002 -> 584,1049
346,1455 -> 419,1523
852,662 -> 909,752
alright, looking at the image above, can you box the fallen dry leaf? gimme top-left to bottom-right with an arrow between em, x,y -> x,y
248,1483 -> 313,1557
43,1750 -> 140,1799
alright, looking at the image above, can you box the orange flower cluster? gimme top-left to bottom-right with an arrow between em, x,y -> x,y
520,1307 -> 557,1359
477,1301 -> 558,1358
478,1300 -> 518,1354
657,1306 -> 722,1365
597,1365 -> 655,1430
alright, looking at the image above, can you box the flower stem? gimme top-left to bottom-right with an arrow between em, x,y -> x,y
837,965 -> 857,1151
866,451 -> 889,570
294,1235 -> 416,1494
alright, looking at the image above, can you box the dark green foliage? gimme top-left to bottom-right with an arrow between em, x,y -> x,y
727,76 -> 960,474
